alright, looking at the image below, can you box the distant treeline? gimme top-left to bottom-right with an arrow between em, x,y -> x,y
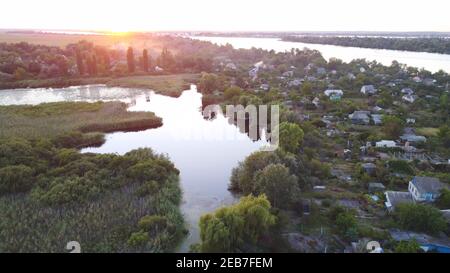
282,36 -> 450,55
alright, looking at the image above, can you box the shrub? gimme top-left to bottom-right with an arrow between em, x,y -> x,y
0,165 -> 34,194
138,215 -> 168,233
394,203 -> 447,235
394,240 -> 422,253
127,230 -> 149,247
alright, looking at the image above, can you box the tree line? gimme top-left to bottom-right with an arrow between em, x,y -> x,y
283,36 -> 450,55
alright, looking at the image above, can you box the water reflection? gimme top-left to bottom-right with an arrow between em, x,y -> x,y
0,85 -> 269,252
0,85 -> 145,105
80,86 -> 268,252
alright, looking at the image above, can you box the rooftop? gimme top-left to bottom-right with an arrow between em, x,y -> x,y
385,191 -> 414,208
412,176 -> 446,194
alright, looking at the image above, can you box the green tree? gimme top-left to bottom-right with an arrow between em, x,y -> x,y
382,115 -> 404,139
197,73 -> 219,94
91,55 -> 97,76
14,67 -> 27,80
254,164 -> 300,208
394,203 -> 447,235
300,81 -> 313,97
279,122 -> 304,154
157,47 -> 175,71
394,240 -> 422,253
229,150 -> 281,193
335,210 -> 358,240
127,230 -> 149,247
437,125 -> 450,147
436,188 -> 450,209
198,195 -> 276,252
127,47 -> 135,73
75,49 -> 84,75
142,49 -> 149,72
223,86 -> 242,100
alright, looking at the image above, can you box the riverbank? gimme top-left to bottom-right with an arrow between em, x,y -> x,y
0,73 -> 200,97
282,36 -> 450,55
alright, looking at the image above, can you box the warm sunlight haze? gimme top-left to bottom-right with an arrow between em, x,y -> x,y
1,0 -> 450,262
1,0 -> 450,32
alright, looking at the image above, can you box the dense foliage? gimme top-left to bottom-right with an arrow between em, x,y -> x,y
0,137 -> 184,252
394,203 -> 447,235
195,195 -> 276,252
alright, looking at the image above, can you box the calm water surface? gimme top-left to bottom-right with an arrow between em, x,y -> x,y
193,36 -> 450,73
0,85 -> 267,252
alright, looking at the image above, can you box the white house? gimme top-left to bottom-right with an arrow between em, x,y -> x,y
360,85 -> 377,95
324,89 -> 344,97
312,97 -> 320,107
408,176 -> 446,203
376,140 -> 396,148
401,88 -> 414,95
402,94 -> 418,103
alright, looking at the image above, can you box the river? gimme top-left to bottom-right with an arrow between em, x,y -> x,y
192,36 -> 450,73
0,84 -> 268,252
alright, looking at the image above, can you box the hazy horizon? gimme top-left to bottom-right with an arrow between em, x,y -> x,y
1,0 -> 449,33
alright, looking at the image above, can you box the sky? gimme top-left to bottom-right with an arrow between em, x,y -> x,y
1,0 -> 450,32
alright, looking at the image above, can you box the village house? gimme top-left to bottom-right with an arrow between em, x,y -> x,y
347,73 -> 356,80
312,97 -> 320,108
316,67 -> 326,75
400,133 -> 426,143
401,88 -> 414,95
371,114 -> 383,125
406,118 -> 416,124
412,76 -> 422,83
423,78 -> 436,86
385,191 -> 414,212
249,67 -> 258,79
369,182 -> 386,194
282,70 -> 294,77
384,176 -> 446,211
360,85 -> 377,95
224,62 -> 237,70
372,105 -> 384,112
402,94 -> 418,103
408,176 -> 447,203
259,83 -> 270,91
288,78 -> 303,87
349,111 -> 371,125
361,163 -> 376,175
324,89 -> 343,97
376,140 -> 397,148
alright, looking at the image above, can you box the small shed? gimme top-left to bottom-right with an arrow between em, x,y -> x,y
368,182 -> 386,193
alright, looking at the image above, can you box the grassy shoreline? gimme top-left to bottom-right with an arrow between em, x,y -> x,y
0,73 -> 199,97
0,101 -> 163,148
